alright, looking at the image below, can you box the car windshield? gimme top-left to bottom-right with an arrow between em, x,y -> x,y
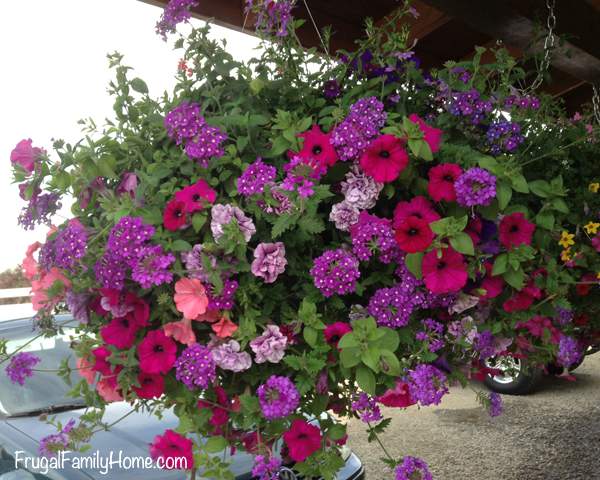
0,318 -> 86,417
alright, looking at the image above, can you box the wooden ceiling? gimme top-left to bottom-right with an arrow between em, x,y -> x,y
142,0 -> 600,112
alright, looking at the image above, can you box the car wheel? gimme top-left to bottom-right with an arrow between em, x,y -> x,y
483,356 -> 540,395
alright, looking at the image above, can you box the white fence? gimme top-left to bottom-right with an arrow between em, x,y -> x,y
0,287 -> 34,321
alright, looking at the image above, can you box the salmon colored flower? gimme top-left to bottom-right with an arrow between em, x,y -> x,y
23,241 -> 42,280
212,315 -> 238,338
163,318 -> 196,346
31,268 -> 71,311
174,277 -> 209,319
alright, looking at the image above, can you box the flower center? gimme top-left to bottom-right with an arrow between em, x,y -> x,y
510,225 -> 519,233
174,208 -> 183,218
153,345 -> 164,353
312,145 -> 323,155
192,193 -> 201,201
443,175 -> 454,181
408,228 -> 418,236
379,150 -> 390,159
437,261 -> 447,270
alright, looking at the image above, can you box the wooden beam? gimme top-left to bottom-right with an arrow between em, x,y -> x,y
418,0 -> 600,84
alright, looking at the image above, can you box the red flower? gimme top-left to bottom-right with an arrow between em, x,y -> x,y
150,429 -> 194,470
502,281 -> 542,312
427,163 -> 462,202
282,419 -> 322,463
100,315 -> 140,349
296,124 -> 339,167
422,247 -> 468,294
134,372 -> 165,399
91,346 -> 112,376
100,289 -> 150,326
465,217 -> 483,245
138,330 -> 177,374
499,213 -> 535,249
516,315 -> 561,344
163,198 -> 188,231
479,263 -> 504,299
377,380 -> 416,408
576,273 -> 597,296
175,179 -> 217,213
408,114 -> 443,153
198,386 -> 230,430
393,196 -> 440,228
395,216 -> 434,253
323,322 -> 352,347
359,134 -> 409,183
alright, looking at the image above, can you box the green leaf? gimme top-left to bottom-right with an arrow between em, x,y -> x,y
529,180 -> 551,198
303,326 -> 318,347
340,347 -> 361,368
551,198 -> 569,214
478,156 -> 498,172
356,365 -> 376,395
327,424 -> 347,441
373,328 -> 399,352
430,217 -> 452,235
405,252 -> 423,279
171,239 -> 193,252
271,213 -> 298,238
130,77 -> 149,94
510,174 -> 530,193
337,332 -> 359,349
496,181 -> 512,210
503,267 -> 525,290
535,210 -> 555,230
449,232 -> 474,256
204,436 -> 228,453
379,350 -> 401,376
361,347 -> 381,372
492,253 -> 508,276
192,213 -> 207,232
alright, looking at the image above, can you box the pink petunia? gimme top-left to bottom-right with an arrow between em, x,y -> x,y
408,114 -> 443,153
427,163 -> 462,202
137,330 -> 177,374
422,247 -> 468,294
174,277 -> 209,319
359,134 -> 409,183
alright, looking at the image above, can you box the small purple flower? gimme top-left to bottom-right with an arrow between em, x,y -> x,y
210,339 -> 252,372
395,456 -> 432,480
488,392 -> 503,417
6,352 -> 41,385
155,0 -> 199,39
323,79 -> 340,99
350,213 -> 399,264
454,167 -> 497,207
555,306 -> 573,326
116,172 -> 138,198
251,242 -> 287,283
257,375 -> 300,419
66,290 -> 91,324
258,186 -> 293,215
250,325 -> 288,364
329,201 -> 360,231
252,455 -> 282,480
237,158 -> 277,197
368,284 -> 428,328
310,249 -> 361,297
281,156 -> 326,198
174,344 -> 216,390
38,419 -> 76,457
131,245 -> 175,289
18,192 -> 62,230
557,335 -> 582,368
184,125 -> 228,167
210,204 -> 256,242
473,330 -> 496,359
40,221 -> 88,272
207,279 -> 238,311
351,393 -> 382,423
406,364 -> 448,406
246,0 -> 294,37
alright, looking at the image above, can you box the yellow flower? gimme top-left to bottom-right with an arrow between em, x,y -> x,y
589,182 -> 600,193
584,221 -> 600,235
597,272 -> 600,280
560,249 -> 572,262
558,231 -> 575,248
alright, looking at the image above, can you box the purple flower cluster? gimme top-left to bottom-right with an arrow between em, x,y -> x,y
368,284 -> 427,328
38,419 -> 76,457
454,167 -> 497,207
5,352 -> 41,385
131,245 -> 176,289
181,244 -> 217,283
210,339 -> 252,372
281,155 -> 326,198
504,94 -> 540,111
237,158 -> 277,196
39,221 -> 87,272
331,97 -> 387,161
556,335 -> 582,368
395,456 -> 433,480
155,0 -> 198,39
351,393 -> 382,423
164,102 -> 227,166
323,79 -> 340,99
211,204 -> 256,242
310,249 -> 361,297
250,325 -> 288,364
66,290 -> 90,324
473,330 -> 496,359
416,318 -> 445,352
257,375 -> 300,420
252,455 -> 282,480
18,192 -> 61,230
447,88 -> 493,125
207,279 -> 238,310
350,213 -> 398,264
486,120 -> 524,155
246,0 -> 294,37
174,344 -> 216,390
406,364 -> 448,406
258,187 -> 293,215
340,166 -> 383,210
95,216 -> 173,290
555,306 -> 573,326
488,392 -> 503,417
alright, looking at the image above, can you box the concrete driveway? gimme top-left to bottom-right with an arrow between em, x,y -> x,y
347,353 -> 600,479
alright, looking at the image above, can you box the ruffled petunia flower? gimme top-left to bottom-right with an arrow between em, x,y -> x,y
422,247 -> 468,294
250,325 -> 288,364
359,134 -> 409,183
210,338 -> 252,372
210,204 -> 256,242
251,242 -> 287,283
499,212 -> 535,249
427,163 -> 462,202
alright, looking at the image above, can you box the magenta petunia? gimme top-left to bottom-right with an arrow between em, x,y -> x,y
393,196 -> 440,229
408,114 -> 442,153
11,139 -> 43,174
100,315 -> 140,349
394,216 -> 434,253
138,330 -> 177,374
359,134 -> 409,183
422,247 -> 468,294
296,124 -> 339,168
427,163 -> 462,202
175,179 -> 217,213
150,429 -> 194,470
499,212 -> 535,249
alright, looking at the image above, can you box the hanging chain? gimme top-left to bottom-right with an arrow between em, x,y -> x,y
593,84 -> 600,125
523,0 -> 556,93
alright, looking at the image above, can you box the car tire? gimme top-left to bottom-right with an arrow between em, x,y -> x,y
483,356 -> 541,395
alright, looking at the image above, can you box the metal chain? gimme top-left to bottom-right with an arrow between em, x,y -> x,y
593,84 -> 600,125
524,0 -> 556,93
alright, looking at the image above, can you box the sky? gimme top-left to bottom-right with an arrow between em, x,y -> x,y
0,0 -> 260,272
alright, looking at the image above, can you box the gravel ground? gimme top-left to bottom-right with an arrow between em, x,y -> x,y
347,353 -> 600,480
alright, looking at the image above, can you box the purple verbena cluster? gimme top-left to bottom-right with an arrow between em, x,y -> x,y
350,213 -> 399,263
416,318 -> 446,352
488,392 -> 503,417
395,456 -> 433,480
281,155 -> 326,198
246,0 -> 294,37
556,335 -> 582,368
310,249 -> 361,297
131,245 -> 176,289
155,0 -> 198,39
174,343 -> 216,390
406,364 -> 449,406
473,330 -> 496,359
351,392 -> 382,423
486,120 -> 524,155
331,96 -> 387,161
5,352 -> 41,385
447,88 -> 493,125
251,455 -> 282,480
207,279 -> 238,310
368,284 -> 427,328
38,419 -> 76,457
237,158 -> 277,196
39,221 -> 87,272
454,167 -> 497,207
18,192 -> 61,230
555,306 -> 573,326
257,375 -> 300,420
504,94 -> 540,111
